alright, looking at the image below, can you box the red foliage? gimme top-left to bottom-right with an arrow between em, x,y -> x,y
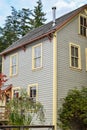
0,73 -> 8,87
0,73 -> 8,99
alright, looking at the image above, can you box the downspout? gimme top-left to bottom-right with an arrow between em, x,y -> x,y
53,32 -> 58,130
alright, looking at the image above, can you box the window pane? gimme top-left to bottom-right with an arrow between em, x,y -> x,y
80,26 -> 83,35
83,27 -> 86,36
84,18 -> 86,26
71,46 -> 74,56
12,66 -> 16,75
30,87 -> 36,98
75,47 -> 78,57
71,57 -> 74,66
75,58 -> 78,67
80,16 -> 87,36
12,56 -> 16,65
13,90 -> 19,98
35,46 -> 41,58
35,58 -> 41,68
80,16 -> 83,25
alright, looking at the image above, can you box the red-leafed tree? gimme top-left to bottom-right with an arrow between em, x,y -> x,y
0,73 -> 8,99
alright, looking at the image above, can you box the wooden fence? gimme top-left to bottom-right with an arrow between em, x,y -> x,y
0,106 -> 8,123
0,125 -> 54,130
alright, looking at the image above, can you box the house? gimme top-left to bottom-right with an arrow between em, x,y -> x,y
0,4 -> 87,130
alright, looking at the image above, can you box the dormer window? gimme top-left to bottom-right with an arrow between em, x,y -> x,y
79,15 -> 87,37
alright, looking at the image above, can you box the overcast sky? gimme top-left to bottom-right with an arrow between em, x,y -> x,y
0,0 -> 87,27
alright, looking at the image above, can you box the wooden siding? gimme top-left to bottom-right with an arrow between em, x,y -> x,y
3,37 -> 53,125
57,15 -> 87,107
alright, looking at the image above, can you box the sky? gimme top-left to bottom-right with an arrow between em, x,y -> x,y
0,0 -> 87,27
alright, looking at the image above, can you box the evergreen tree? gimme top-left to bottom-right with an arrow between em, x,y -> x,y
30,0 -> 46,29
0,6 -> 32,52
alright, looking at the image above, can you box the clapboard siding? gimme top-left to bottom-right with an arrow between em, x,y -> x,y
3,37 -> 53,125
57,15 -> 87,107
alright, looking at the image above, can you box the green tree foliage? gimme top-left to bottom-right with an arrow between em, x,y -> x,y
0,0 -> 46,72
58,87 -> 87,130
6,89 -> 45,125
0,6 -> 32,49
30,0 -> 46,29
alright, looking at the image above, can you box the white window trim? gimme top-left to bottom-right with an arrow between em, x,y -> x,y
12,87 -> 20,98
79,14 -> 87,37
10,53 -> 18,76
69,43 -> 81,70
28,83 -> 38,101
32,43 -> 42,70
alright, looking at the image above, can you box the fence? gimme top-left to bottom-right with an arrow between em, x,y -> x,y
0,125 -> 54,130
0,106 -> 8,122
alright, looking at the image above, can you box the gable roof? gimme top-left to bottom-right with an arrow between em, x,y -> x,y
0,4 -> 87,56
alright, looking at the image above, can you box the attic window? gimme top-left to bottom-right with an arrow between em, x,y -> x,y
79,15 -> 87,37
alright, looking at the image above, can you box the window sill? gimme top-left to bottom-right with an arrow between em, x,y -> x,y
78,34 -> 87,38
32,66 -> 43,71
10,73 -> 18,78
69,66 -> 82,71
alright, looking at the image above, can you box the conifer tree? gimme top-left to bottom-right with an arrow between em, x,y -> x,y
30,0 -> 46,29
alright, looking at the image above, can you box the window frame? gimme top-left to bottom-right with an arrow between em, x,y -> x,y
28,83 -> 38,101
32,43 -> 42,70
1,56 -> 4,73
79,14 -> 87,37
10,53 -> 18,76
12,87 -> 20,99
69,43 -> 81,70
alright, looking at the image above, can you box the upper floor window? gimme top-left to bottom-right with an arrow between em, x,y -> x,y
69,43 -> 81,69
79,15 -> 87,37
32,43 -> 42,69
10,53 -> 18,76
28,84 -> 38,102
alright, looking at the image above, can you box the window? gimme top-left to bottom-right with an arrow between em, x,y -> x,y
12,87 -> 20,98
32,43 -> 42,69
10,53 -> 18,76
1,57 -> 4,73
28,84 -> 38,101
79,15 -> 87,37
69,43 -> 81,69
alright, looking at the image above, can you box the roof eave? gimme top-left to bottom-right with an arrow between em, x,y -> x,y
0,29 -> 56,56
